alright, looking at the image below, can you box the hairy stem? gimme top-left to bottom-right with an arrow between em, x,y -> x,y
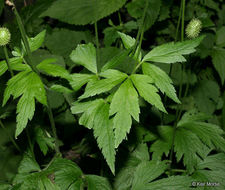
3,46 -> 14,77
0,119 -> 21,152
11,4 -> 61,155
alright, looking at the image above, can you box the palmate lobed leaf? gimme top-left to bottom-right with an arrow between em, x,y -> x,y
110,78 -> 140,148
41,0 -> 127,25
142,35 -> 204,63
3,70 -> 47,137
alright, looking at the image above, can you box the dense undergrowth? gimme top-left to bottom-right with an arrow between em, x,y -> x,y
0,0 -> 225,189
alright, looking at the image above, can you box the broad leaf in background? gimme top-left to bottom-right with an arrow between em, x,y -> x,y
70,43 -> 97,74
142,62 -> 180,103
110,79 -> 140,148
48,158 -> 83,189
2,71 -> 47,137
192,79 -> 220,114
41,0 -> 127,25
211,48 -> 225,85
85,175 -> 112,190
131,74 -> 166,113
192,153 -> 225,189
142,36 -> 204,63
45,28 -> 91,59
151,110 -> 225,173
126,0 -> 161,31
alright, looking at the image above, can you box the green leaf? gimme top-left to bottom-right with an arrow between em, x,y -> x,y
18,153 -> 40,174
126,0 -> 161,31
174,127 -> 210,173
142,62 -> 180,103
41,0 -> 127,25
101,49 -> 131,72
0,57 -> 27,77
70,43 -> 97,73
211,48 -> 225,85
70,74 -> 97,91
216,26 -> 225,47
28,30 -> 46,52
85,175 -> 112,190
79,69 -> 127,99
93,102 -> 115,174
37,58 -> 71,80
145,176 -> 192,190
192,80 -> 220,114
178,113 -> 225,152
110,79 -> 140,148
131,161 -> 167,190
3,71 -> 47,137
50,84 -> 73,94
34,127 -> 54,155
22,30 -> 46,53
131,74 -> 166,113
71,99 -> 103,129
117,32 -> 135,49
142,36 -> 204,63
192,153 -> 225,189
48,158 -> 83,190
45,28 -> 91,57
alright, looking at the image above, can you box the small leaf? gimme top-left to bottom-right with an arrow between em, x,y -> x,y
142,36 -> 204,63
117,32 -> 135,49
37,58 -> 71,80
70,43 -> 97,73
18,153 -> 40,174
131,74 -> 167,113
110,79 -> 140,148
79,69 -> 127,99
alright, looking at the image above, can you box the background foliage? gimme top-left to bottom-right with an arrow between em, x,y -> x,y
0,0 -> 225,189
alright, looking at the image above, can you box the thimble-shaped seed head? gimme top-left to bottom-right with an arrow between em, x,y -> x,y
0,27 -> 11,46
185,18 -> 202,39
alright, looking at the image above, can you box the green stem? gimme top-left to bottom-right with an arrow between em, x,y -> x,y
26,128 -> 35,158
12,4 -> 61,155
175,1 -> 183,42
0,119 -> 21,152
169,0 -> 186,175
94,22 -> 100,73
131,0 -> 149,57
3,46 -> 14,77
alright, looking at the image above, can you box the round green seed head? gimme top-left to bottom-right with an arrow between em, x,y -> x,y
185,18 -> 202,39
0,27 -> 11,46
